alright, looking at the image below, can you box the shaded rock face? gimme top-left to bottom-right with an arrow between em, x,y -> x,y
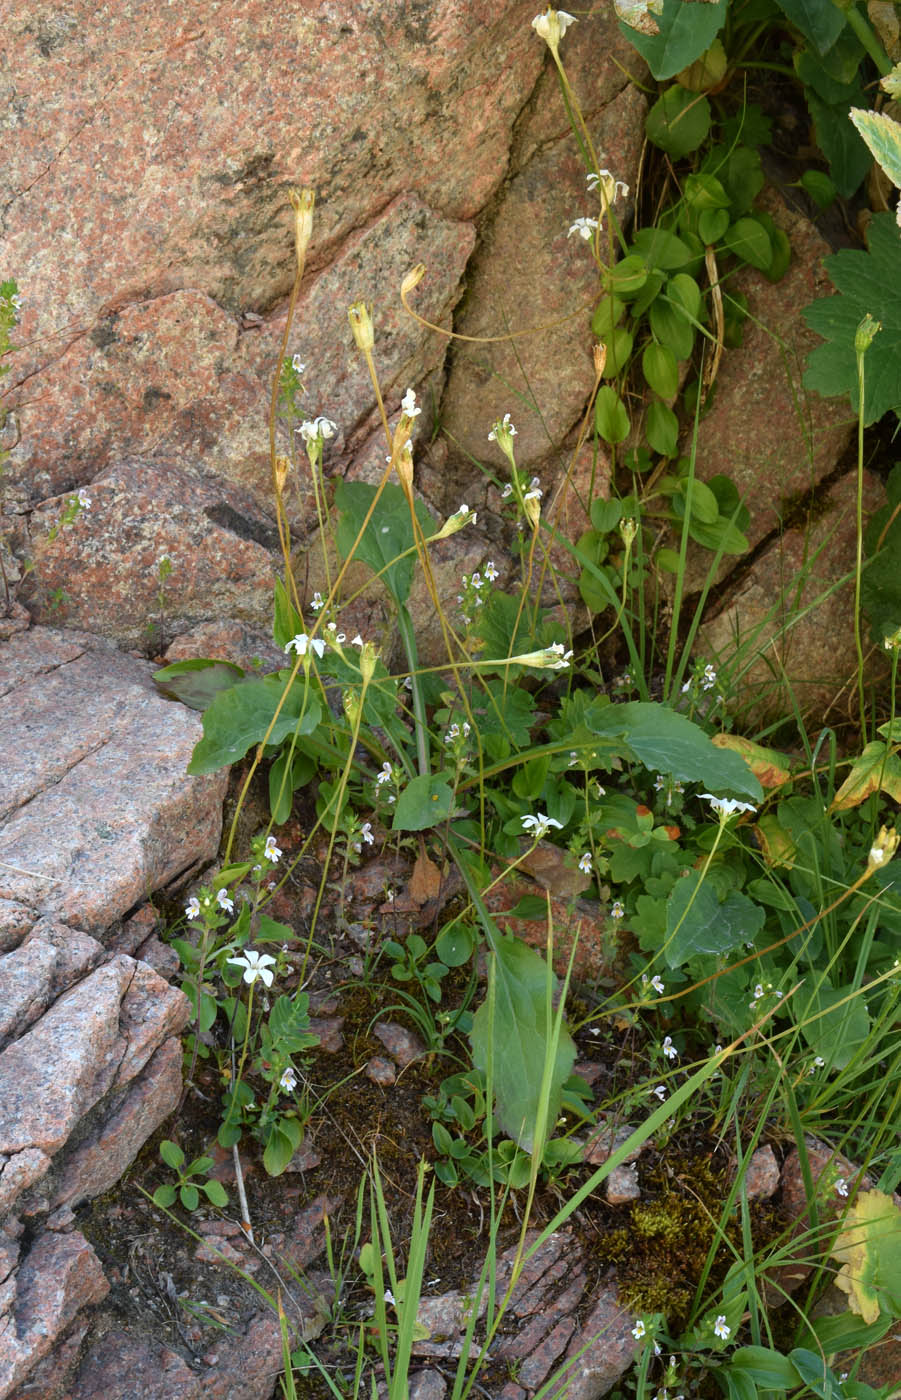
0,625 -> 225,1399
3,0 -> 646,661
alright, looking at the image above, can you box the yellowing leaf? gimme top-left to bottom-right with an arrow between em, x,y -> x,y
831,1190 -> 901,1324
831,741 -> 901,810
754,814 -> 797,868
712,733 -> 793,790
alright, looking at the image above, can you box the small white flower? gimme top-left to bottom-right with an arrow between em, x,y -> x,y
351,634 -> 364,647
835,1177 -> 848,1197
401,387 -> 421,418
568,216 -> 599,241
279,1066 -> 298,1093
484,560 -> 499,582
291,354 -> 306,373
227,949 -> 278,988
713,1316 -> 730,1341
285,633 -> 326,659
522,812 -> 564,837
523,486 -> 542,501
76,488 -> 92,509
700,794 -> 757,819
384,1288 -> 396,1307
631,1319 -> 646,1340
488,412 -> 517,442
586,170 -> 630,206
662,1036 -> 678,1061
445,723 -> 460,743
264,835 -> 282,864
578,852 -> 592,874
611,900 -> 625,919
651,975 -> 665,994
376,761 -> 393,785
701,664 -> 717,690
310,591 -> 324,611
185,896 -> 201,920
652,1084 -> 667,1101
501,483 -> 513,498
355,821 -> 374,850
299,416 -> 337,443
531,8 -> 577,50
869,844 -> 887,865
216,888 -> 235,913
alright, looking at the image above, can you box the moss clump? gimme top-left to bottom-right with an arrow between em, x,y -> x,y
597,1151 -> 780,1333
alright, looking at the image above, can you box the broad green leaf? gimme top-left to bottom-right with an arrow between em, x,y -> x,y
731,1346 -> 804,1388
590,497 -> 623,533
676,36 -> 727,91
646,400 -> 679,456
803,214 -> 901,424
649,289 -> 695,360
646,85 -> 712,158
591,294 -> 625,340
631,227 -> 695,271
753,813 -> 797,867
393,773 -> 454,831
798,979 -> 871,1070
334,480 -> 436,606
601,326 -> 634,376
622,0 -> 728,80
436,921 -> 476,967
723,1370 -> 758,1400
595,386 -> 631,443
153,658 -> 247,712
773,0 -> 846,53
188,676 -> 322,775
203,1179 -> 229,1207
801,169 -> 837,208
724,216 -> 772,271
806,91 -> 872,197
698,207 -> 730,243
850,107 -> 901,191
470,933 -> 576,1149
642,342 -> 679,398
764,227 -> 792,283
152,1183 -> 178,1208
159,1139 -> 185,1170
830,740 -> 901,809
606,253 -> 649,296
269,993 -> 319,1053
681,477 -> 720,524
664,871 -> 765,968
263,1123 -> 302,1177
788,1350 -> 845,1400
180,1183 -> 200,1211
584,700 -> 763,799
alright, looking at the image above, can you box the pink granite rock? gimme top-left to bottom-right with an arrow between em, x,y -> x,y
0,627 -> 227,928
0,922 -> 102,1049
0,1230 -> 109,1400
51,1036 -> 184,1211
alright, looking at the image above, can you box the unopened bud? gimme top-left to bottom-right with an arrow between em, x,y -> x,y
359,641 -> 379,686
342,690 -> 362,726
394,443 -> 414,491
274,454 -> 290,495
593,342 -> 608,378
348,302 -> 374,353
288,188 -> 315,269
401,263 -> 427,299
620,517 -> 638,548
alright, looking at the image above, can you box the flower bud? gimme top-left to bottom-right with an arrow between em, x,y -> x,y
359,641 -> 379,686
855,313 -> 881,355
343,690 -> 362,726
401,264 -> 427,299
348,301 -> 374,352
394,444 -> 414,492
274,454 -> 290,495
288,188 -> 315,269
619,517 -> 638,548
523,490 -> 541,531
593,342 -> 608,378
868,824 -> 899,872
531,7 -> 577,56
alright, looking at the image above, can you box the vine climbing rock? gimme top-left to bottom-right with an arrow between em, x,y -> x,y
0,619 -> 227,1399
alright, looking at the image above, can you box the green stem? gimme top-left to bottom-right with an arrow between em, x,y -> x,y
838,0 -> 891,76
396,602 -> 430,778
